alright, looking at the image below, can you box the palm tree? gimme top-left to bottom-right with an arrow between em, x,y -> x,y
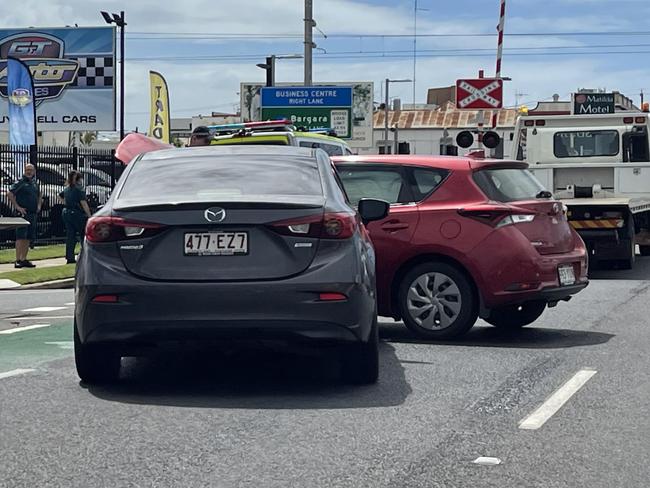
79,132 -> 97,147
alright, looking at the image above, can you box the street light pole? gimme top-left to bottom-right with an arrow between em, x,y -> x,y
101,10 -> 126,141
384,78 -> 389,154
119,10 -> 125,141
384,78 -> 412,154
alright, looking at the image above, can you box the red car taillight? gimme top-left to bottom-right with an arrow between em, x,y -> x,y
270,212 -> 357,239
458,204 -> 536,228
85,216 -> 165,243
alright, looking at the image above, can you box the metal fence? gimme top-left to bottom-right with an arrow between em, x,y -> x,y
0,144 -> 121,249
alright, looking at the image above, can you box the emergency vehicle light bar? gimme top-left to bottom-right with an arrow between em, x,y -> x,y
206,120 -> 293,132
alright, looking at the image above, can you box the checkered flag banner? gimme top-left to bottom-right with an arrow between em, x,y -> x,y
71,57 -> 114,87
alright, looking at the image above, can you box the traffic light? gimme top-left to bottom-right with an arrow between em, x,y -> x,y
256,56 -> 275,87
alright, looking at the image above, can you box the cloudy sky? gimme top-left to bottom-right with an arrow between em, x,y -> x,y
2,0 -> 650,131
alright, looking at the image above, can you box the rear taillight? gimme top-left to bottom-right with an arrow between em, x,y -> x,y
458,205 -> 536,228
270,212 -> 357,239
495,214 -> 535,228
85,216 -> 165,243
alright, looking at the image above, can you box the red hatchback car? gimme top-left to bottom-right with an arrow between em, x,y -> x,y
332,154 -> 588,339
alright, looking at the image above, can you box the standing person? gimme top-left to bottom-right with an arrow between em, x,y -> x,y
188,126 -> 211,146
59,171 -> 92,264
6,163 -> 42,268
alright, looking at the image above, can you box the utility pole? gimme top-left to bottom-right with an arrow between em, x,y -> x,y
304,0 -> 313,86
641,89 -> 644,107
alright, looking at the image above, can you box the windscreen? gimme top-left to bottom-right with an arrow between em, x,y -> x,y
118,155 -> 323,204
473,168 -> 546,202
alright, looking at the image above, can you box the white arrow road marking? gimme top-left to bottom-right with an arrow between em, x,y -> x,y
0,323 -> 51,334
519,369 -> 597,430
0,369 -> 35,380
21,306 -> 67,312
458,80 -> 501,108
44,341 -> 74,350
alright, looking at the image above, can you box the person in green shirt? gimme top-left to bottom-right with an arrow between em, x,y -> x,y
6,163 -> 42,268
59,171 -> 92,264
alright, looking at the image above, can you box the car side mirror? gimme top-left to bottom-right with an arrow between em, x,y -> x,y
358,198 -> 389,224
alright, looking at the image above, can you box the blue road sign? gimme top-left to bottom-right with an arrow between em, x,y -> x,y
261,86 -> 352,107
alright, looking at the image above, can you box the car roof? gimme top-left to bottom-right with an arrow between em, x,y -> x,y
331,154 -> 528,171
294,132 -> 350,145
141,144 -> 316,161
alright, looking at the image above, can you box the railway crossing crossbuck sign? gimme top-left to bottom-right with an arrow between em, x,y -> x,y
456,78 -> 504,109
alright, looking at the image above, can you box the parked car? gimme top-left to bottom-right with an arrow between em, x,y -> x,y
74,145 -> 389,384
332,154 -> 589,339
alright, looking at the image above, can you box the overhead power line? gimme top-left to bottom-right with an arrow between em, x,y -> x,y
126,49 -> 650,62
127,30 -> 650,40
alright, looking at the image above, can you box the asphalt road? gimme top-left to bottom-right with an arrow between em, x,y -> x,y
1,258 -> 649,487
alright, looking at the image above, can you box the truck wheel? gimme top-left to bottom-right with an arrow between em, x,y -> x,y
639,245 -> 650,256
485,301 -> 547,330
619,225 -> 637,269
398,262 -> 478,339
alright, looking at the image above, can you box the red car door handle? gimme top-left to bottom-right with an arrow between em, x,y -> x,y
381,222 -> 409,231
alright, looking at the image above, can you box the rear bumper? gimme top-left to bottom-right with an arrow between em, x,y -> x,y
75,246 -> 376,348
469,227 -> 589,309
76,281 -> 374,347
537,282 -> 588,302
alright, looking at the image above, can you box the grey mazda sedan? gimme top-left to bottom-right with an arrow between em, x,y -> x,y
74,145 -> 389,385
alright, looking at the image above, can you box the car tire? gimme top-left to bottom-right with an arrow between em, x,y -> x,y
640,245 -> 650,256
74,322 -> 121,384
398,261 -> 478,340
484,300 -> 547,330
341,316 -> 379,385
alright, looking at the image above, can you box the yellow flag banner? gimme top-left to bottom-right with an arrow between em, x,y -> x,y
149,71 -> 170,143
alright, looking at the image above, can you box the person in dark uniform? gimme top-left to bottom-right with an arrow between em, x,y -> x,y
6,163 -> 42,268
188,126 -> 212,146
59,171 -> 92,264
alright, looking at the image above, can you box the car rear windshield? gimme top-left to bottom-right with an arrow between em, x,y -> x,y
118,155 -> 323,204
473,168 -> 546,202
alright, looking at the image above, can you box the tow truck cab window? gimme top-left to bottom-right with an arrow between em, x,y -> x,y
553,130 -> 619,158
622,127 -> 649,162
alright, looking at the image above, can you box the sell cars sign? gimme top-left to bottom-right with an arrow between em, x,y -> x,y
572,93 -> 615,115
0,27 -> 115,131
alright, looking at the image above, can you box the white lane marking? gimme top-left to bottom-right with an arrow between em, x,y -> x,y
5,315 -> 74,321
519,369 -> 597,430
0,368 -> 35,380
21,306 -> 67,312
44,341 -> 74,350
0,323 -> 51,335
473,457 -> 502,465
65,303 -> 75,306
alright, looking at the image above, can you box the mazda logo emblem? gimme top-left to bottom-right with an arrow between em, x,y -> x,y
204,207 -> 226,223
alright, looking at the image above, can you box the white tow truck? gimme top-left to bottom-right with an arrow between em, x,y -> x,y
511,112 -> 650,269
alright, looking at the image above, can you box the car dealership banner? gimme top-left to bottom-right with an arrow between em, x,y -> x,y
0,27 -> 116,131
